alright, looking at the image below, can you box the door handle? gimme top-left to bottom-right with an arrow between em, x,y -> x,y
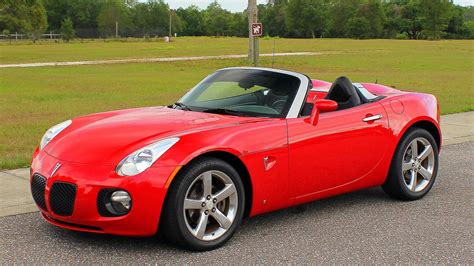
363,114 -> 382,122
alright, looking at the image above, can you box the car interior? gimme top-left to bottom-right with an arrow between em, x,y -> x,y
301,76 -> 379,116
185,70 -> 301,118
181,70 -> 383,119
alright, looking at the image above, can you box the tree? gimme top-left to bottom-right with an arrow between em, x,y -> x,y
326,0 -> 361,37
259,1 -> 288,37
28,0 -> 48,42
287,0 -> 327,38
170,11 -> 183,36
399,0 -> 424,39
176,5 -> 206,36
445,5 -> 464,38
418,0 -> 452,40
0,0 -> 32,33
44,0 -> 103,37
2,0 -> 468,40
204,2 -> 231,36
346,17 -> 371,39
357,0 -> 386,38
229,12 -> 247,37
383,0 -> 403,38
148,0 -> 171,36
460,6 -> 474,39
130,2 -> 153,37
61,17 -> 74,42
463,20 -> 474,39
97,0 -> 129,37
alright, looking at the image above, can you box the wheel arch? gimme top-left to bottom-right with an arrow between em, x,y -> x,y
399,118 -> 441,151
166,150 -> 253,219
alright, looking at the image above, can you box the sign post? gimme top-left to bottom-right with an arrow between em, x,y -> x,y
248,0 -> 260,66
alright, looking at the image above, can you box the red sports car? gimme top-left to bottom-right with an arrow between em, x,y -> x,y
30,67 -> 441,250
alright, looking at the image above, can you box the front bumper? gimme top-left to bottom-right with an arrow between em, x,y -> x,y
30,151 -> 177,236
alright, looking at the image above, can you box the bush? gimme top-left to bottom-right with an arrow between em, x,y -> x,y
395,33 -> 409,40
61,17 -> 75,42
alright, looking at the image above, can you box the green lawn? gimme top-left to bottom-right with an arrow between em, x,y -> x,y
0,37 -> 473,169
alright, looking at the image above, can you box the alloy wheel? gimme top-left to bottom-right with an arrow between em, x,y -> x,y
402,137 -> 435,193
183,170 -> 238,241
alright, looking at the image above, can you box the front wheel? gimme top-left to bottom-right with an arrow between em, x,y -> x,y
382,128 -> 439,200
160,157 -> 245,251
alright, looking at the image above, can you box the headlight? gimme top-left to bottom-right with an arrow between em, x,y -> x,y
40,120 -> 72,150
116,137 -> 180,176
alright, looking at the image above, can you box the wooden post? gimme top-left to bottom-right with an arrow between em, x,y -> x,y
248,0 -> 259,66
115,21 -> 118,38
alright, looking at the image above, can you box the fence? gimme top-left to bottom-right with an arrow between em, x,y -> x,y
0,32 -> 61,42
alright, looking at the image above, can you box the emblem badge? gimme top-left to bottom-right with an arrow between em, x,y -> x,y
50,162 -> 62,178
263,156 -> 276,171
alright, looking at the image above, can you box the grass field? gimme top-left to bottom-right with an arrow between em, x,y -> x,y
0,37 -> 473,169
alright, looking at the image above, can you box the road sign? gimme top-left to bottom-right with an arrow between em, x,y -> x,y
251,23 -> 263,37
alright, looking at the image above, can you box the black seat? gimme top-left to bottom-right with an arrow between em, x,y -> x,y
325,76 -> 361,110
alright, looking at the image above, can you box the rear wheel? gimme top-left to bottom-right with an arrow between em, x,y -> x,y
160,157 -> 245,251
382,128 -> 439,200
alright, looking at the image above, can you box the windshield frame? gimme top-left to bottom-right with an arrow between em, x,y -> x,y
178,67 -> 311,119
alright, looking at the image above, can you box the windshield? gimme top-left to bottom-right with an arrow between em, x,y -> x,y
177,69 -> 301,118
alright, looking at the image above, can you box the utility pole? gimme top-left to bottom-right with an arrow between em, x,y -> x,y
248,0 -> 259,66
169,11 -> 172,39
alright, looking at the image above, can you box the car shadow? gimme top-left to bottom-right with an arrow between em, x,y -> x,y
44,187 -> 395,252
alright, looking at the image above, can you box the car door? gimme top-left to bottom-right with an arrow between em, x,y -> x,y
287,102 -> 390,199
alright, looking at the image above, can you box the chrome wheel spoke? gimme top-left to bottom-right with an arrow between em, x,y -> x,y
202,171 -> 212,197
402,161 -> 412,172
418,145 -> 432,162
214,184 -> 236,203
211,209 -> 232,230
410,140 -> 418,159
408,170 -> 417,191
184,198 -> 203,210
194,213 -> 209,239
419,166 -> 432,181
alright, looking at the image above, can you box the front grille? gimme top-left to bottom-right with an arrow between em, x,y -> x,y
31,174 -> 47,210
50,182 -> 77,216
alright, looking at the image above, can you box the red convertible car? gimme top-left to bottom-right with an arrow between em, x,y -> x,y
30,67 -> 441,250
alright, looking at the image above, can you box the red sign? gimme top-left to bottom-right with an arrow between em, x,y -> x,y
251,23 -> 263,37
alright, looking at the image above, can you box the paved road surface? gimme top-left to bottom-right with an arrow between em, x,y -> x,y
1,141 -> 472,264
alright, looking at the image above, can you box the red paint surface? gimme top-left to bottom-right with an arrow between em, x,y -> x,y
31,79 -> 441,236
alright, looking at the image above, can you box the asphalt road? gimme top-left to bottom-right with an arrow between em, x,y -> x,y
1,142 -> 472,264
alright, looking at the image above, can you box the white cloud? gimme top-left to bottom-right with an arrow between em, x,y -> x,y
453,0 -> 473,6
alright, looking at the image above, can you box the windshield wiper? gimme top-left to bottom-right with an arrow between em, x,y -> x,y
172,102 -> 192,111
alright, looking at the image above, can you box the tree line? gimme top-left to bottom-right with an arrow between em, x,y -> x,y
1,0 -> 473,42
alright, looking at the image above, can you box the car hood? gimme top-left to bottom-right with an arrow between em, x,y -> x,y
45,106 -> 259,165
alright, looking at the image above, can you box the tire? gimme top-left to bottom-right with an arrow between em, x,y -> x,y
160,157 -> 245,251
382,127 -> 439,200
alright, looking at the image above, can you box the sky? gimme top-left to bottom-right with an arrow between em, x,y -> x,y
160,0 -> 473,12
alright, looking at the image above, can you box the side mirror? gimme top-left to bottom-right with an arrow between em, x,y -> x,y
315,99 -> 338,113
307,99 -> 338,126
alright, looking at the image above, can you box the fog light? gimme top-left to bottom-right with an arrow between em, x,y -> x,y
105,190 -> 131,216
